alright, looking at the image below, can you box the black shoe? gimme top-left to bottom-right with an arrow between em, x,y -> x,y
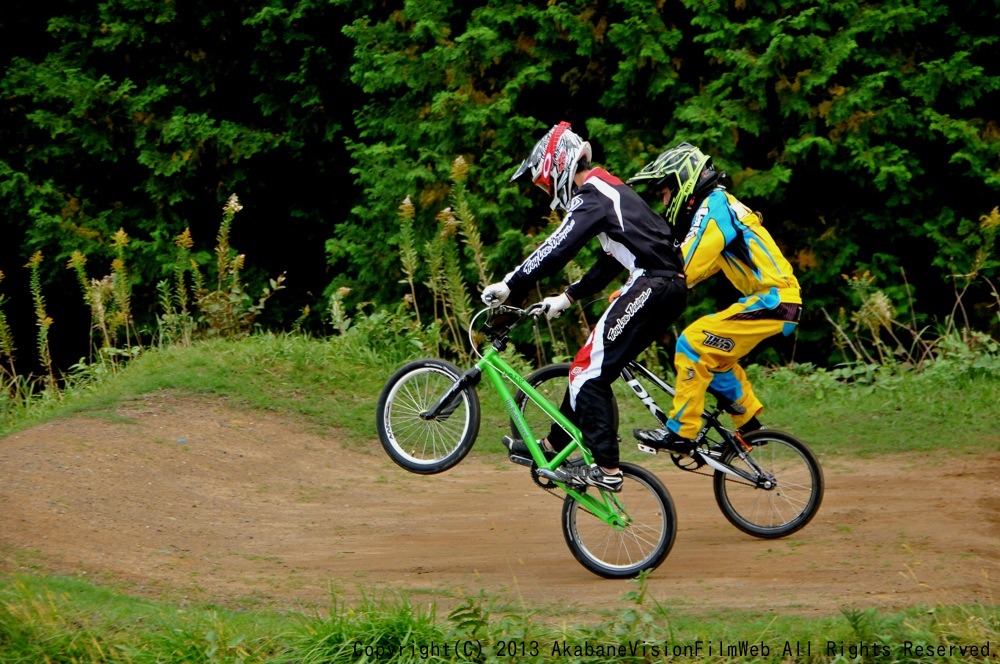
559,463 -> 623,493
502,435 -> 557,462
737,417 -> 764,436
633,428 -> 698,457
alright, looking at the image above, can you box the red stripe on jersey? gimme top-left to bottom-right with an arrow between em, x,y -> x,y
587,167 -> 623,186
569,337 -> 594,386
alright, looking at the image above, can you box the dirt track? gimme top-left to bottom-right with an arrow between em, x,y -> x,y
1,392 -> 997,620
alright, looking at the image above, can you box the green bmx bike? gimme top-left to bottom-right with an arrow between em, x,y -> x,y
376,303 -> 677,578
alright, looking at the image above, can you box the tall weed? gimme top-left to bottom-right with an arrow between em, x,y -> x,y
157,194 -> 286,344
0,267 -> 67,424
25,251 -> 57,391
0,270 -> 19,386
67,228 -> 141,374
326,296 -> 427,369
824,209 -> 998,378
386,160 -> 592,366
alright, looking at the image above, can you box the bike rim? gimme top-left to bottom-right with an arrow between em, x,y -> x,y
384,367 -> 471,465
568,476 -> 669,572
721,439 -> 816,530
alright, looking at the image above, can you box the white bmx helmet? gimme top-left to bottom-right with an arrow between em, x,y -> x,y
510,121 -> 593,210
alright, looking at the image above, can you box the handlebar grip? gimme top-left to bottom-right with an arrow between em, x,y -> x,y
525,302 -> 550,318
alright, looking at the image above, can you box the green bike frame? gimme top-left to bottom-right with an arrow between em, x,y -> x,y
476,345 -> 630,529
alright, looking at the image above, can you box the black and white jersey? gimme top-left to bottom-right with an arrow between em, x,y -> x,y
504,168 -> 683,303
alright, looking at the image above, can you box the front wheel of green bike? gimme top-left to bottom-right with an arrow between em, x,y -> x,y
376,359 -> 480,474
712,429 -> 824,539
561,462 -> 676,578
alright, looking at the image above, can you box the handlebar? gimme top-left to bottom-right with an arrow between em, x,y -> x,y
488,301 -> 549,323
468,302 -> 550,356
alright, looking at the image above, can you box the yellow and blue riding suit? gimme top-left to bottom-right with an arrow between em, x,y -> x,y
667,188 -> 802,439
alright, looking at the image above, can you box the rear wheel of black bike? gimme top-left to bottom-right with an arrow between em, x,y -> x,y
376,359 -> 480,474
712,429 -> 823,538
562,462 -> 676,578
512,363 -> 620,440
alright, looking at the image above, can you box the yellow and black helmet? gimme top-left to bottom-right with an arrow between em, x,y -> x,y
628,142 -> 721,225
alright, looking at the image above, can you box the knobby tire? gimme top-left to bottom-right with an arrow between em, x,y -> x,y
712,429 -> 824,538
376,359 -> 480,474
561,462 -> 676,578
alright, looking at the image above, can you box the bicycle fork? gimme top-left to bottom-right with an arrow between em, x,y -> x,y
419,367 -> 482,421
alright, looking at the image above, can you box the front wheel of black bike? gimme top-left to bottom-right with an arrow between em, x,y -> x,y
376,359 -> 480,474
562,462 -> 676,578
712,429 -> 823,538
512,363 -> 619,440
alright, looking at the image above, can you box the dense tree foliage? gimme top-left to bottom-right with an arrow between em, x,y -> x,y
1,0 -> 361,363
337,0 -> 999,354
1,0 -> 997,368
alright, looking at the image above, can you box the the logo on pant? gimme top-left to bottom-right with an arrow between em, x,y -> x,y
702,331 -> 735,352
606,288 -> 652,341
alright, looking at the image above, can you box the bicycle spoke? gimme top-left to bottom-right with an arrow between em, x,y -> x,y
390,374 -> 468,461
378,360 -> 480,474
713,431 -> 823,538
563,466 -> 675,577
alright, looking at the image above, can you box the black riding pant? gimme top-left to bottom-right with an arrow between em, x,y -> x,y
548,272 -> 687,468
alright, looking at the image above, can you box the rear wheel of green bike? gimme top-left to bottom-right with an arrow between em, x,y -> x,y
713,429 -> 824,538
561,462 -> 676,578
376,359 -> 480,474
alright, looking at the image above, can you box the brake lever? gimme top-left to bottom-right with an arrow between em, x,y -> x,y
525,302 -> 550,319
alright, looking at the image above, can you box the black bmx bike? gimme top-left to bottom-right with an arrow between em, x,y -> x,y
513,360 -> 824,539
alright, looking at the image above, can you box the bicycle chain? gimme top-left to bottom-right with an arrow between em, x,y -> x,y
684,466 -> 715,479
670,451 -> 714,477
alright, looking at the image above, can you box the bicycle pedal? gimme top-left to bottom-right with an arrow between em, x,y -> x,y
534,467 -> 564,482
637,443 -> 659,455
508,454 -> 534,468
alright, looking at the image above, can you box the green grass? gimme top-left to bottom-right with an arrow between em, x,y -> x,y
0,572 -> 996,663
608,362 -> 1000,459
0,334 -> 382,443
4,332 -> 997,457
1,333 -> 998,662
750,363 -> 1000,454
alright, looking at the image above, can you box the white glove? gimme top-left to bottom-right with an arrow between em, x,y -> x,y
481,281 -> 511,307
542,292 -> 572,320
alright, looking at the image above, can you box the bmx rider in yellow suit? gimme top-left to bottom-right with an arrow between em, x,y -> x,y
628,143 -> 802,456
